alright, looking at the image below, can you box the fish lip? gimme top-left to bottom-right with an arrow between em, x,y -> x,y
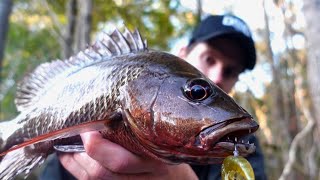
196,116 -> 259,155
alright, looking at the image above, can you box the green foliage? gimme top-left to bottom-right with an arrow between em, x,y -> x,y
1,22 -> 60,120
45,0 -> 190,50
91,0 -> 186,50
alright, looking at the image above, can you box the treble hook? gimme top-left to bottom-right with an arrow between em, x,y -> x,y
233,137 -> 239,157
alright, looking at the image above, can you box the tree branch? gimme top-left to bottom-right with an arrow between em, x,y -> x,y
74,0 -> 92,52
0,0 -> 13,78
62,0 -> 77,58
279,76 -> 316,180
41,0 -> 64,34
40,0 -> 66,52
279,110 -> 315,179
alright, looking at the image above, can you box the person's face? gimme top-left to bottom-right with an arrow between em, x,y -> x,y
179,38 -> 245,93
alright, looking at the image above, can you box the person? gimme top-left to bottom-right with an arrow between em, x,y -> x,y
178,14 -> 267,180
40,14 -> 266,180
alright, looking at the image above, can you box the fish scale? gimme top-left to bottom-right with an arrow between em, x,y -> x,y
0,27 -> 259,180
5,59 -> 144,148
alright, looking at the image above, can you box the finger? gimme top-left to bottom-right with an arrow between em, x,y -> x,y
58,153 -> 89,179
80,131 -> 168,174
72,153 -> 155,180
72,152 -> 114,179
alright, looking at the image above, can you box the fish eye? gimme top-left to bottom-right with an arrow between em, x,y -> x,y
184,79 -> 213,101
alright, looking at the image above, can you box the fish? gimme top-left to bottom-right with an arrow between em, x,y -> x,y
0,27 -> 259,180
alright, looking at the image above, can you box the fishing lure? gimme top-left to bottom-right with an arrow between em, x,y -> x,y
221,140 -> 255,180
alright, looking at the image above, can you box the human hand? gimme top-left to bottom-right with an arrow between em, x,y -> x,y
59,131 -> 198,180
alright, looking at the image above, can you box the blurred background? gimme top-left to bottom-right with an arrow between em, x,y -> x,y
0,0 -> 319,179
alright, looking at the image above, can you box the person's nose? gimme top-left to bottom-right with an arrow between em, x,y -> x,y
208,65 -> 224,89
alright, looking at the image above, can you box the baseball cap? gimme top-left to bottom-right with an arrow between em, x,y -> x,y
189,14 -> 256,70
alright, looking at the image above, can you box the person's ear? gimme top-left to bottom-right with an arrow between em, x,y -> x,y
178,46 -> 188,59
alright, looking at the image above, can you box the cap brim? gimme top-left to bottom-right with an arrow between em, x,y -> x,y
190,30 -> 256,70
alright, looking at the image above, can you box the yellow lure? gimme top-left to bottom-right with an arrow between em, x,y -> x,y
221,144 -> 255,180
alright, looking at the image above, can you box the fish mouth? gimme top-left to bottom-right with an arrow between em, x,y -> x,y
197,116 -> 259,156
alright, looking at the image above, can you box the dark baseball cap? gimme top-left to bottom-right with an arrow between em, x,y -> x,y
189,14 -> 256,70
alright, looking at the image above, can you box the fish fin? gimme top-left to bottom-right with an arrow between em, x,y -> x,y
0,121 -> 7,151
0,119 -> 23,152
0,147 -> 46,180
15,27 -> 148,111
132,28 -> 147,50
0,120 -> 107,157
54,144 -> 85,153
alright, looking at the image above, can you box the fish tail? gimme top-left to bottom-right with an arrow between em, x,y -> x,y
0,147 -> 46,180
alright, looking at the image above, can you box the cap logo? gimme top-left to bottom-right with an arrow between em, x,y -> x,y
222,15 -> 251,38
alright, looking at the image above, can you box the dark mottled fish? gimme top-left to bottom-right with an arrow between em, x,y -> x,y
0,27 -> 258,180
